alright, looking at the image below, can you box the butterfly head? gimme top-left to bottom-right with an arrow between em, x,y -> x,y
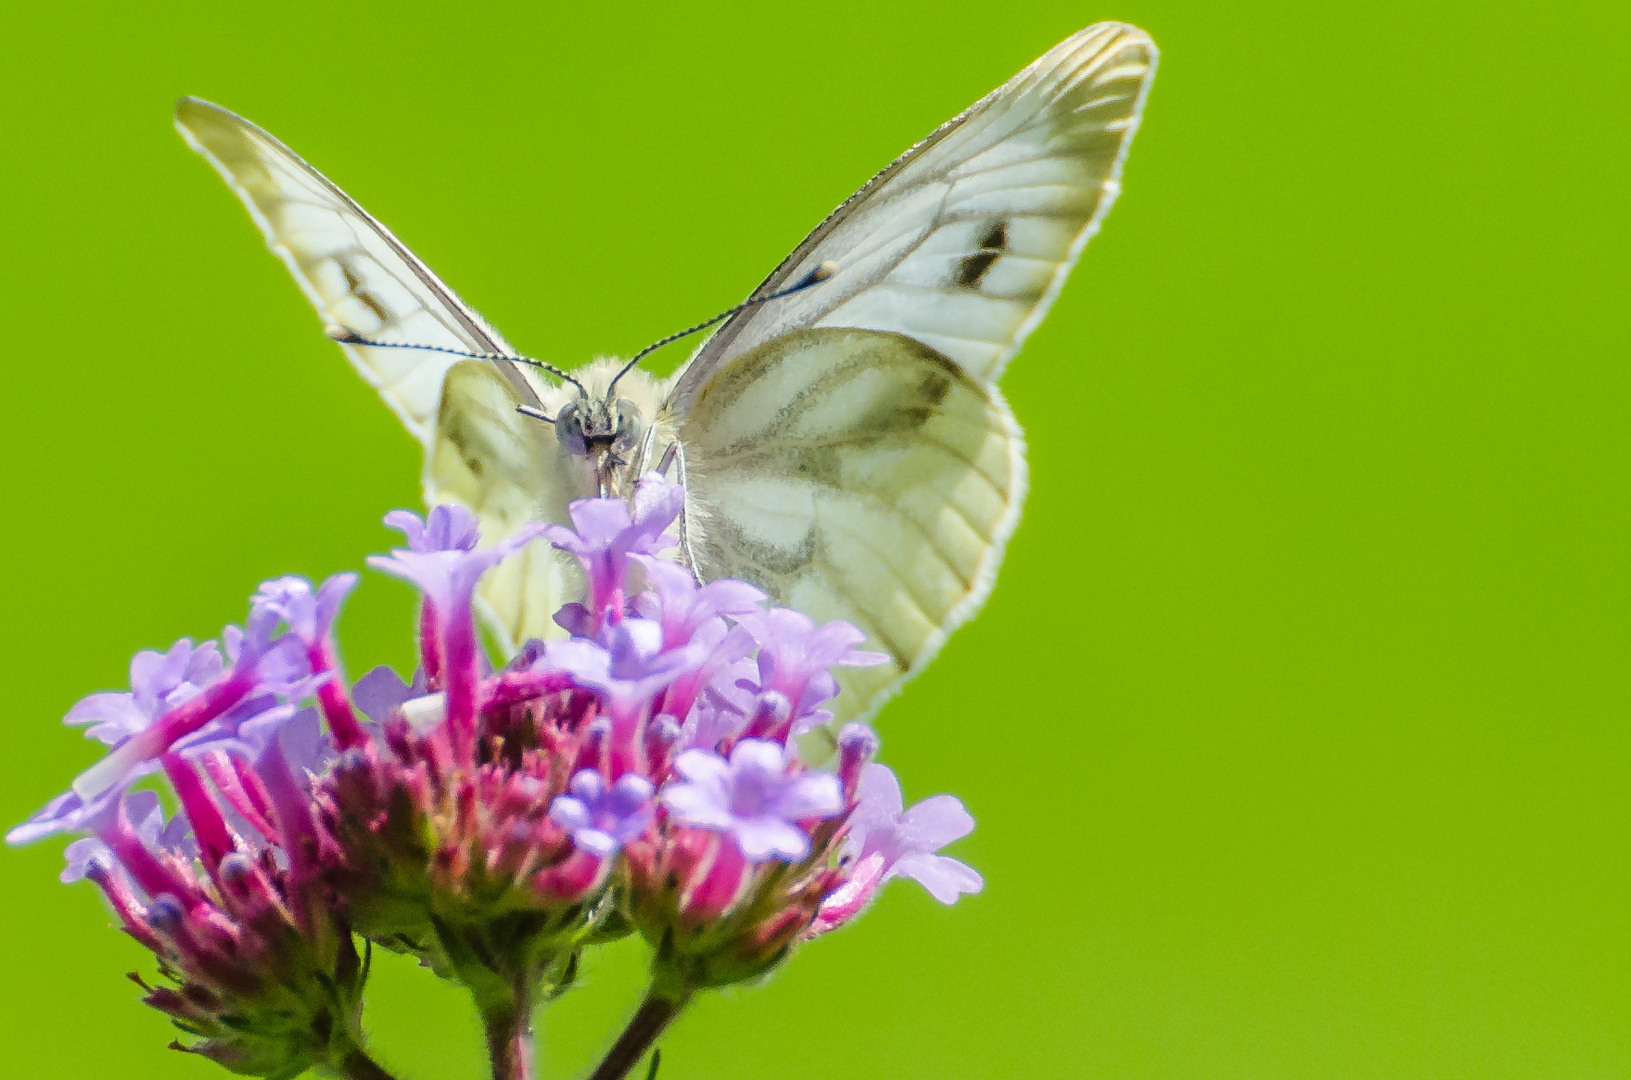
553,386 -> 648,498
554,393 -> 643,462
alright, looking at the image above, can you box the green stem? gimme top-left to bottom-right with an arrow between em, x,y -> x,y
586,990 -> 690,1080
484,978 -> 538,1080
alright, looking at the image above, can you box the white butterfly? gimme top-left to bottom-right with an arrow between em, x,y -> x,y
176,23 -> 1158,731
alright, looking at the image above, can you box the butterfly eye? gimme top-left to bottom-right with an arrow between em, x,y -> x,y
555,401 -> 588,457
613,399 -> 645,455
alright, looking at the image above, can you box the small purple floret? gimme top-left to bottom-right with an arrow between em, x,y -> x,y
846,763 -> 982,904
543,474 -> 683,632
384,504 -> 479,553
661,740 -> 843,862
64,638 -> 223,748
252,573 -> 357,648
634,557 -> 765,647
738,608 -> 888,722
549,770 -> 655,857
542,618 -> 706,716
369,512 -> 546,620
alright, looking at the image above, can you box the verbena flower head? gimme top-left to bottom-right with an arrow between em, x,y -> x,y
10,477 -> 981,1079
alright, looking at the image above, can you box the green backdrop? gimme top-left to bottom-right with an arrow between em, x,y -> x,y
1,2 -> 1624,1078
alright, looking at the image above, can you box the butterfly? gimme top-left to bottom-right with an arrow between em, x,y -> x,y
176,22 -> 1157,730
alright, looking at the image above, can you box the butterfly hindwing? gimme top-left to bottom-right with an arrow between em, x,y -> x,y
675,328 -> 1026,723
431,361 -> 584,653
668,21 -> 1157,414
174,97 -> 543,444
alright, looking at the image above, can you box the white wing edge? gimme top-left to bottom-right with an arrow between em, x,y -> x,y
857,386 -> 1029,725
174,102 -> 524,446
989,27 -> 1161,382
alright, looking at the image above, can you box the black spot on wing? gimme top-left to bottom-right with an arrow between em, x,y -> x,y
916,367 -> 954,409
955,221 -> 1009,288
356,289 -> 390,323
339,258 -> 391,323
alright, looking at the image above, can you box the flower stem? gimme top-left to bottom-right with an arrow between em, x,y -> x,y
484,980 -> 538,1080
586,990 -> 689,1080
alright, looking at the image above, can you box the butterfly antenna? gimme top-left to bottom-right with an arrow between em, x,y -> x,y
323,326 -> 586,394
606,260 -> 837,394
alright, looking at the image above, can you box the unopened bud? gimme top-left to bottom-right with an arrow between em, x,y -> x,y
146,893 -> 185,932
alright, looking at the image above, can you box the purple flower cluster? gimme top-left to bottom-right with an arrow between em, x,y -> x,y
7,581 -> 371,1076
9,475 -> 980,1080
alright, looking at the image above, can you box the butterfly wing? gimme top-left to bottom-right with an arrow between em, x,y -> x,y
174,97 -> 545,444
432,362 -> 584,652
667,22 -> 1154,724
668,21 -> 1157,411
179,98 -> 580,649
676,328 -> 1025,725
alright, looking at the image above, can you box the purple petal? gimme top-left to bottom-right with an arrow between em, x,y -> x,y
898,794 -> 976,850
61,837 -> 115,884
549,796 -> 593,833
631,474 -> 684,535
568,769 -> 608,803
352,666 -> 412,724
733,817 -> 810,861
562,501 -> 633,548
64,693 -> 148,745
892,852 -> 983,903
383,509 -> 427,550
772,773 -> 843,819
854,763 -> 906,825
660,783 -> 733,830
130,642 -> 190,704
607,774 -> 655,817
553,603 -> 594,636
385,506 -> 479,553
573,828 -> 619,858
729,739 -> 787,776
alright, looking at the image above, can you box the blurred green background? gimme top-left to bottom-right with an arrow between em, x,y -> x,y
1,1 -> 1625,1077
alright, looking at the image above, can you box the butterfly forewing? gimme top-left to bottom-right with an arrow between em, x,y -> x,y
669,22 -> 1157,412
676,328 -> 1026,723
174,97 -> 542,444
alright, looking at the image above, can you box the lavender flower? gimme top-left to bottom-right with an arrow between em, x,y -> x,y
661,740 -> 844,862
384,503 -> 480,553
70,594 -> 312,802
736,608 -> 888,741
544,473 -> 684,634
65,638 -> 222,747
543,618 -> 707,713
634,557 -> 765,647
846,762 -> 983,903
370,511 -> 545,620
370,509 -> 548,751
549,770 -> 655,857
252,573 -> 357,648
